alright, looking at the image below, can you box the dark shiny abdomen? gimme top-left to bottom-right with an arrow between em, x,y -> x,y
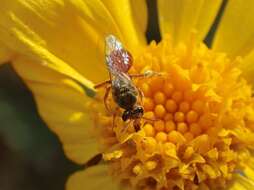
112,85 -> 137,110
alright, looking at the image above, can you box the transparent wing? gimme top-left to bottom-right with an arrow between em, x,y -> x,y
105,34 -> 123,56
105,35 -> 132,75
112,72 -> 133,89
105,35 -> 123,75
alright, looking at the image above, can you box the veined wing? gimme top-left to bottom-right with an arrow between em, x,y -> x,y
105,35 -> 132,75
112,72 -> 134,90
105,34 -> 123,57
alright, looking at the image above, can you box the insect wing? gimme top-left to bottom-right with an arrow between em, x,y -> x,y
112,72 -> 129,88
105,35 -> 123,75
105,35 -> 123,56
105,35 -> 133,75
112,73 -> 137,96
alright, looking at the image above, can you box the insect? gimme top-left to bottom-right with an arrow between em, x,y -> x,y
95,35 -> 158,131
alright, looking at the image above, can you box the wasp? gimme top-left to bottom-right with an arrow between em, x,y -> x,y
94,35 -> 158,131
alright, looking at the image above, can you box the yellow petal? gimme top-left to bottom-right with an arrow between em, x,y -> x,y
12,58 -> 99,164
0,0 -> 147,164
157,0 -> 222,44
241,154 -> 254,181
0,0 -> 146,84
229,174 -> 254,190
0,0 -> 99,89
212,0 -> 254,57
68,0 -> 147,53
66,165 -> 120,190
229,182 -> 247,190
102,0 -> 147,51
129,0 -> 148,34
239,49 -> 254,85
0,40 -> 12,64
244,165 -> 254,182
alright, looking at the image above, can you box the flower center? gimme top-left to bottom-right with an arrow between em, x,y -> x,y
90,35 -> 254,190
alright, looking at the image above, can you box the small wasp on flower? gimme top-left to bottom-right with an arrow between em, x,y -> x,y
94,35 -> 159,131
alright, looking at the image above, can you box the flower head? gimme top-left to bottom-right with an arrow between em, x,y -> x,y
89,33 -> 254,189
1,0 -> 254,190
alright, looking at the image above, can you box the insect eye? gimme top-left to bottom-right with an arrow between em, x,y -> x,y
140,106 -> 144,112
136,106 -> 144,114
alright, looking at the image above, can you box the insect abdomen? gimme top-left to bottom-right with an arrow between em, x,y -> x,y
112,85 -> 137,110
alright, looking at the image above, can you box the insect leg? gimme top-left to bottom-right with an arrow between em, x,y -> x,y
120,120 -> 132,133
133,119 -> 141,132
129,70 -> 163,79
104,85 -> 111,113
94,80 -> 111,89
112,112 -> 116,129
137,87 -> 144,104
111,107 -> 123,130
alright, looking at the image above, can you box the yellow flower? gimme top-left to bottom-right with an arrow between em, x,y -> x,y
1,0 -> 254,189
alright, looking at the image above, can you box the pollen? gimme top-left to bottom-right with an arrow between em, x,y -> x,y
176,122 -> 188,133
179,101 -> 190,113
174,111 -> 185,122
154,104 -> 166,118
171,91 -> 183,103
145,161 -> 157,170
143,97 -> 154,111
186,110 -> 198,123
155,131 -> 168,142
165,120 -> 176,132
165,99 -> 177,112
163,83 -> 174,97
133,164 -> 142,175
154,91 -> 166,104
154,120 -> 165,131
141,83 -> 152,97
143,123 -> 155,137
90,35 -> 254,190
